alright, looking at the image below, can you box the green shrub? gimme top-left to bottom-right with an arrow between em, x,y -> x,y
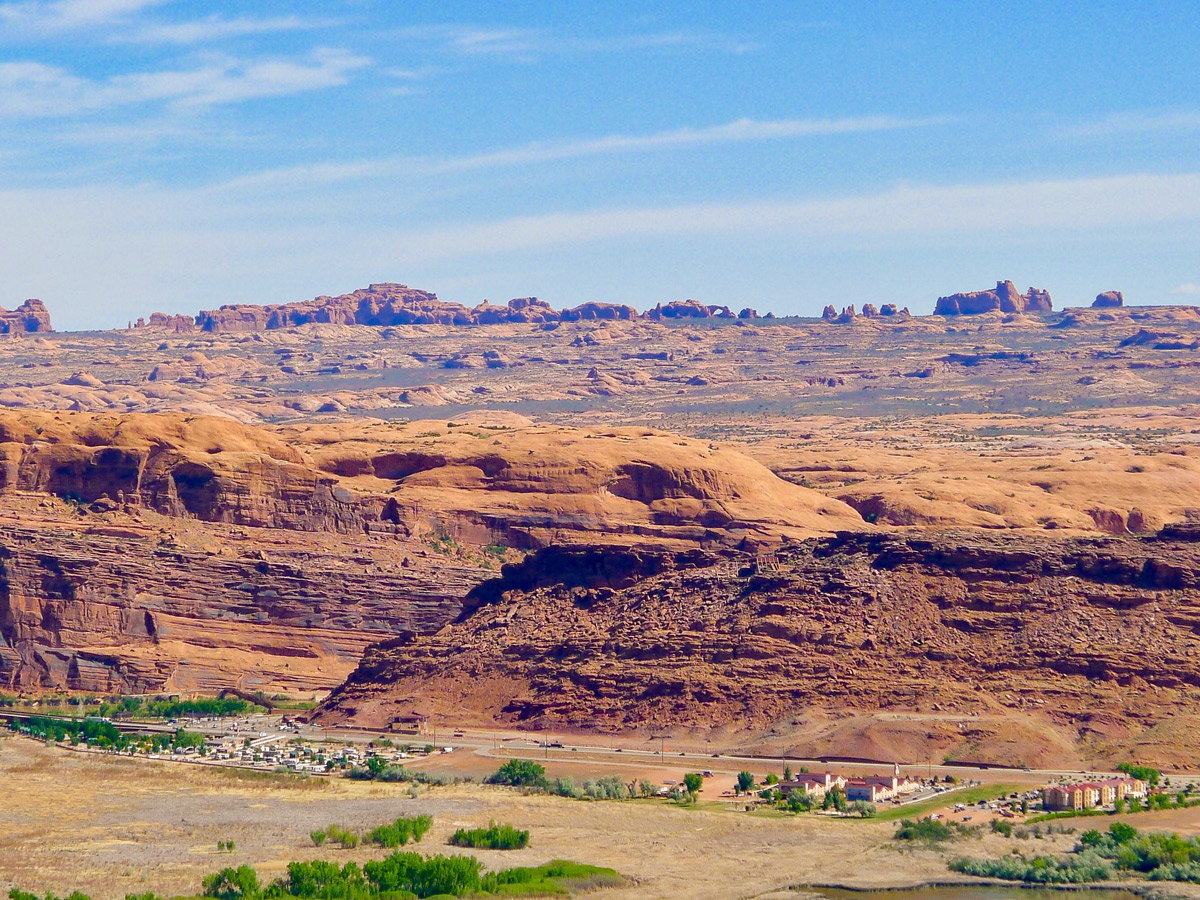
202,865 -> 260,900
894,818 -> 954,842
369,815 -> 433,848
311,829 -> 327,847
277,859 -> 371,899
486,760 -> 548,789
950,852 -> 1113,883
449,821 -> 529,850
363,852 -> 482,898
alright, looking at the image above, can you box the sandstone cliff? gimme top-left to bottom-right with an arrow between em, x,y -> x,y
0,410 -> 864,693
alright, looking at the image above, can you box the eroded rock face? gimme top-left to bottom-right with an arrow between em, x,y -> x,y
0,409 -> 867,694
0,299 -> 52,334
314,528 -> 1200,766
0,504 -> 480,693
1094,291 -> 1125,308
934,281 -> 1053,315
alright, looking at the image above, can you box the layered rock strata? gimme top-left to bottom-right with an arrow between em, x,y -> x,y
315,528 -> 1200,766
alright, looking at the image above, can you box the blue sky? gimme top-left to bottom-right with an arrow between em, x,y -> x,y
1,0 -> 1199,330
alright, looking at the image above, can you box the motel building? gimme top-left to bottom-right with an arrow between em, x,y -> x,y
1042,777 -> 1147,811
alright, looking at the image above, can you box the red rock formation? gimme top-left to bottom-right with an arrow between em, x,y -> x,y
934,281 -> 1053,316
1094,290 -> 1125,308
0,299 -> 52,333
146,312 -> 196,331
314,528 -> 1200,766
194,284 -> 648,332
647,299 -> 715,319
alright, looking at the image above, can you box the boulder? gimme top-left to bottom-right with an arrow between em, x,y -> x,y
1094,291 -> 1125,309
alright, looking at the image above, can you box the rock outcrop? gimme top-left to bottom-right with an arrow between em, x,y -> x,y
934,281 -> 1052,316
0,299 -> 52,333
315,528 -> 1200,766
1094,290 -> 1125,308
185,284 -> 649,332
0,410 -> 868,694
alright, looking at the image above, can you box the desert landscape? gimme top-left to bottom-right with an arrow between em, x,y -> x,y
4,3 -> 1199,896
5,284 -> 1200,764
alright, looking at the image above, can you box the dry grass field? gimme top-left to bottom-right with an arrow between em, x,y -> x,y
0,733 -> 1093,900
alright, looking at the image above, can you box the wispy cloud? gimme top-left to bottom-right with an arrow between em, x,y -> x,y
437,115 -> 948,172
1062,109 -> 1200,139
386,172 -> 1200,260
216,115 -> 944,191
397,23 -> 758,59
1172,283 -> 1200,296
0,0 -> 164,33
122,14 -> 328,44
0,48 -> 370,117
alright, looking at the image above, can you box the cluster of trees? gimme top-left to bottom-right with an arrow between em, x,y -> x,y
952,822 -> 1200,884
347,757 -> 454,786
450,822 -> 529,850
8,716 -> 207,755
485,760 -> 548,789
192,853 -> 619,899
2,694 -> 260,719
484,761 -> 660,801
1117,762 -> 1163,787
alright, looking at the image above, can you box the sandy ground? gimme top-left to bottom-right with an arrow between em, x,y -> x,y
0,734 -> 1041,900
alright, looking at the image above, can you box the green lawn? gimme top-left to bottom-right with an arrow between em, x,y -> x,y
874,782 -> 1022,821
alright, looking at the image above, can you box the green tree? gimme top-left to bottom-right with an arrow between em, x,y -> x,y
683,773 -> 704,796
783,765 -> 793,782
736,771 -> 756,794
201,866 -> 259,900
487,759 -> 548,788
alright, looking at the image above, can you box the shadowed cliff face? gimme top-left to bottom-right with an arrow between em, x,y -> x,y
314,527 -> 1200,768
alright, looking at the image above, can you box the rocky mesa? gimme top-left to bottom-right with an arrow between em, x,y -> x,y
314,527 -> 1200,768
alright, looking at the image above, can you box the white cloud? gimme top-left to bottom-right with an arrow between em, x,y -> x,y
0,49 -> 370,117
215,115 -> 944,191
386,173 -> 1200,260
1172,283 -> 1200,296
436,115 -> 948,172
4,171 -> 1200,330
122,14 -> 327,44
1062,109 -> 1200,139
0,0 -> 164,32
